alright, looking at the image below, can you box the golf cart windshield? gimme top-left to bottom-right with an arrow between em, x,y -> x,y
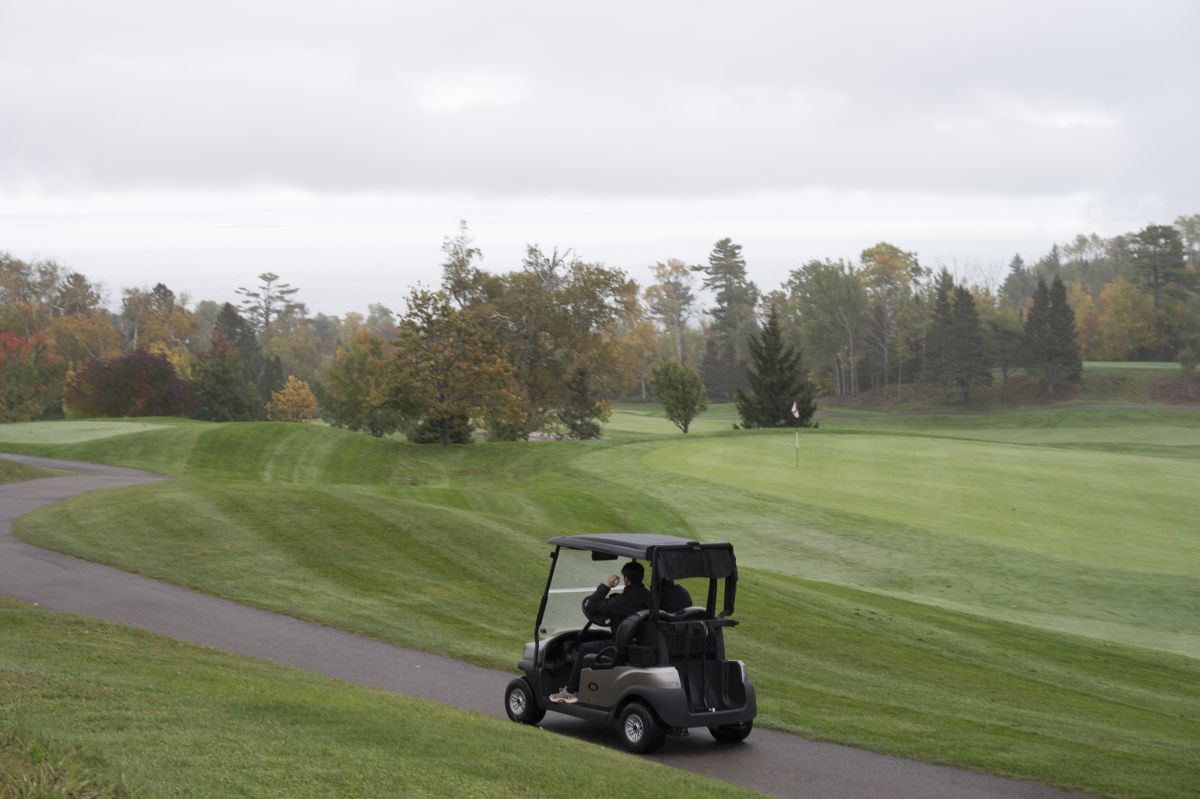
540,549 -> 628,636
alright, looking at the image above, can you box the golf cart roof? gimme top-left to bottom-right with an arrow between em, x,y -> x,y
547,532 -> 729,556
547,533 -> 705,559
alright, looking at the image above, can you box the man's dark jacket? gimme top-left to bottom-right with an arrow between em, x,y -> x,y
585,582 -> 650,625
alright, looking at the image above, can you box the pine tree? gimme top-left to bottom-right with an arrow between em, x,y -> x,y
949,286 -> 992,401
1023,279 -> 1052,390
924,269 -> 955,401
1024,278 -> 1080,394
694,238 -> 758,399
1047,276 -> 1082,384
735,303 -> 816,428
558,366 -> 607,439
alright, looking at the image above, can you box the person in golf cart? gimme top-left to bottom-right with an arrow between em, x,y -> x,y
550,560 -> 650,704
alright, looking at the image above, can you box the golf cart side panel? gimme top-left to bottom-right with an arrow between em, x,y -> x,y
580,665 -> 680,708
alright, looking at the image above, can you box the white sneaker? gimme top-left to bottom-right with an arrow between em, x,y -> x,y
549,688 -> 578,704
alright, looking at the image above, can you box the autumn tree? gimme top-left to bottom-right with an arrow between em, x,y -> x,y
65,349 -> 195,418
267,376 -> 319,422
323,330 -> 405,437
394,289 -> 519,445
1067,278 -> 1101,359
860,242 -> 927,397
1099,277 -> 1161,357
650,360 -> 707,434
644,259 -> 697,363
736,303 -> 816,428
0,332 -> 63,422
440,221 -> 490,308
47,310 -> 122,367
0,255 -> 64,337
447,243 -> 635,436
786,259 -> 867,398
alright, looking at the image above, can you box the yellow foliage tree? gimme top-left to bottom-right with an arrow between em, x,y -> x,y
266,375 -> 318,422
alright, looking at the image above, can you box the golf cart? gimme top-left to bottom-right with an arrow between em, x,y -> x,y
503,533 -> 756,753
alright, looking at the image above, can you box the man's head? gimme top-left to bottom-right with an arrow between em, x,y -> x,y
621,561 -> 645,586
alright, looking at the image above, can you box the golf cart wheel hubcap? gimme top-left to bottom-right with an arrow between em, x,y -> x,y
508,690 -> 527,716
625,714 -> 644,742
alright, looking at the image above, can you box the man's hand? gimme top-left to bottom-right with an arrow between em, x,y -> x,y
605,575 -> 621,588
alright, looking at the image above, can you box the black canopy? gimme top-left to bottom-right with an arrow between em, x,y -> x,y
548,533 -> 736,580
547,533 -> 699,560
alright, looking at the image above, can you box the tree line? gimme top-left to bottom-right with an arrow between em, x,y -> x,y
2,214 -> 1197,438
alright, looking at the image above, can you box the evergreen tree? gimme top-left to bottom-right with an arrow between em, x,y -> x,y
1130,224 -> 1188,310
557,366 -> 607,439
949,286 -> 993,401
192,351 -> 264,421
924,269 -> 955,401
1047,276 -> 1082,383
1024,278 -> 1080,394
1000,254 -> 1031,313
693,238 -> 758,399
700,331 -> 737,402
735,303 -> 816,428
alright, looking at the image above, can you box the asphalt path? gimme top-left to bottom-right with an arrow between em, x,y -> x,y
0,453 -> 1092,799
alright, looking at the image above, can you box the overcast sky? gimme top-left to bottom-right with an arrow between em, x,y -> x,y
2,1 -> 1197,315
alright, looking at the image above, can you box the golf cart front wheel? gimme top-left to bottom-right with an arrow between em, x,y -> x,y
504,678 -> 545,725
708,720 -> 753,743
618,702 -> 667,754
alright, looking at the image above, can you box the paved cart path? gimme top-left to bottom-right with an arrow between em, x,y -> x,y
0,453 -> 1090,799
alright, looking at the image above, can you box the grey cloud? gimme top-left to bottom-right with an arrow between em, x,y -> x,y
1,0 -> 1197,207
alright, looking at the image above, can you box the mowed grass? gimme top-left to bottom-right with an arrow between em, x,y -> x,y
0,457 -> 60,485
2,414 -> 1199,797
0,598 -> 756,799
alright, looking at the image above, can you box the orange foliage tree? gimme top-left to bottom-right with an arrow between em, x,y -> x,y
266,375 -> 319,422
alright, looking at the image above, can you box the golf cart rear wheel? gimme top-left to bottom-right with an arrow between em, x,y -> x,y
708,720 -> 753,743
618,702 -> 666,754
504,678 -> 545,725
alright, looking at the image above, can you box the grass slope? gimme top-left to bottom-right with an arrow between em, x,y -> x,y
0,598 -> 755,799
0,456 -> 60,485
2,415 -> 1198,798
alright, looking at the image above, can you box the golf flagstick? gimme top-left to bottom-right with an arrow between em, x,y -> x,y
791,401 -> 800,467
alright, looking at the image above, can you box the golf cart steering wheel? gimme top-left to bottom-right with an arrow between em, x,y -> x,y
581,594 -> 615,627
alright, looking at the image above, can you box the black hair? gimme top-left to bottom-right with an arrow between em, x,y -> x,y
621,561 -> 645,585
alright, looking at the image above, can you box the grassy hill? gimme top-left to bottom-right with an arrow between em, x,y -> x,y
2,409 -> 1198,798
0,598 -> 754,798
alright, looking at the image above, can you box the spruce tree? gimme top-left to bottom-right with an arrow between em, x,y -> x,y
924,269 -> 955,401
1024,278 -> 1081,394
735,303 -> 816,428
949,286 -> 992,401
1047,276 -> 1082,385
558,366 -> 606,439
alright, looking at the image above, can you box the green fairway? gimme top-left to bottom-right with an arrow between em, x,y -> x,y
0,598 -> 754,799
1,413 -> 1198,798
0,419 -> 182,445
